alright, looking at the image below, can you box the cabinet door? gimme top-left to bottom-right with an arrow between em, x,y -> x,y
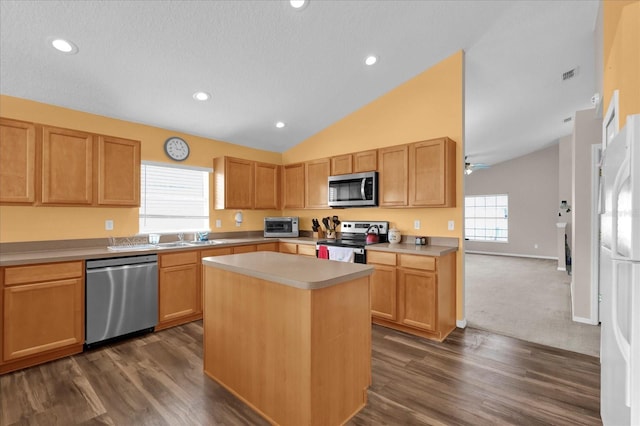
3,278 -> 83,361
354,150 -> 378,173
370,264 -> 397,320
0,118 -> 36,204
409,138 -> 456,207
282,163 -> 305,209
254,162 -> 280,209
398,268 -> 436,332
279,242 -> 297,254
378,145 -> 408,207
159,264 -> 200,324
41,126 -> 94,205
214,157 -> 254,209
97,135 -> 140,206
305,158 -> 330,208
297,244 -> 316,257
330,154 -> 353,175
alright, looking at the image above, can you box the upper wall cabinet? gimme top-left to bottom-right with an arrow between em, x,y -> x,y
254,161 -> 280,210
379,138 -> 456,208
41,126 -> 94,205
282,163 -> 305,209
408,138 -> 456,207
97,136 -> 140,206
214,156 -> 254,210
305,158 -> 330,209
214,157 -> 281,210
330,150 -> 378,176
378,145 -> 409,207
0,118 -> 36,204
353,150 -> 377,173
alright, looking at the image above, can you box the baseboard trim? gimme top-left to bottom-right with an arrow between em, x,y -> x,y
572,315 -> 599,325
465,250 -> 558,260
456,319 -> 467,328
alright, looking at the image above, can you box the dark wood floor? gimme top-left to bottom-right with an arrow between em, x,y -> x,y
0,322 -> 602,425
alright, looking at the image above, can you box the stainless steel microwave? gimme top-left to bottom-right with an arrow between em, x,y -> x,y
264,216 -> 299,238
328,171 -> 378,208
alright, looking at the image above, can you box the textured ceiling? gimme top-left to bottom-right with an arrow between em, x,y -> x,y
0,0 -> 600,165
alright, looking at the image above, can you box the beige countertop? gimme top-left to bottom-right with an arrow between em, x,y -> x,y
0,236 -> 456,267
202,251 -> 374,290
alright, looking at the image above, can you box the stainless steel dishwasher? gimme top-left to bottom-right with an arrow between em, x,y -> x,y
85,254 -> 158,348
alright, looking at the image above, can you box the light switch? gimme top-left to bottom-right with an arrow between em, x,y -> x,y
105,220 -> 114,231
414,220 -> 420,230
215,219 -> 222,228
448,220 -> 454,231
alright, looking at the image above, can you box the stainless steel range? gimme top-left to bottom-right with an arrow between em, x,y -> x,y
316,220 -> 389,263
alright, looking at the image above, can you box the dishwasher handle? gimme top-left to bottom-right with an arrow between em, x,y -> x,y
86,254 -> 158,269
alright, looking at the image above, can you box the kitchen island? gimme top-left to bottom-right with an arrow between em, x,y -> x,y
202,252 -> 374,426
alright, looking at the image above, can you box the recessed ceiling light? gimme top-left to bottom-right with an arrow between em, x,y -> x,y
290,0 -> 308,10
51,38 -> 78,54
276,122 -> 286,128
193,91 -> 211,101
365,55 -> 378,66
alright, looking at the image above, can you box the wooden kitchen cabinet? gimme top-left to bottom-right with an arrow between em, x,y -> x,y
232,245 -> 257,254
256,242 -> 279,252
369,251 -> 456,342
0,118 -> 36,204
330,154 -> 353,175
97,135 -> 140,206
354,149 -> 378,172
157,250 -> 201,331
367,251 -> 398,321
214,156 -> 254,210
296,244 -> 316,257
279,242 -> 297,254
1,261 -> 84,374
409,137 -> 456,207
305,158 -> 330,208
282,163 -> 305,209
254,162 -> 280,209
378,145 -> 408,207
40,126 -> 94,205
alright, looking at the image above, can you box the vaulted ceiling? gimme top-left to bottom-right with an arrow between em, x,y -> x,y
0,0 -> 600,166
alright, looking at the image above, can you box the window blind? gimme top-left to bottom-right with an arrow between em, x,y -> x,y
139,163 -> 210,233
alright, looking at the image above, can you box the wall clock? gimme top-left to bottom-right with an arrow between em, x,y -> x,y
164,136 -> 190,161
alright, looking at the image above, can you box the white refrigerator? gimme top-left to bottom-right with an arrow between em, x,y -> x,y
600,113 -> 640,426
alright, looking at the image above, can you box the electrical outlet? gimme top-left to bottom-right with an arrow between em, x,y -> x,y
215,219 -> 222,228
414,220 -> 420,230
105,220 -> 114,231
448,220 -> 454,231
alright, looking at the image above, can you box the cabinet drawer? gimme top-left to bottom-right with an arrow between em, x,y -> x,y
366,251 -> 397,266
256,242 -> 279,252
232,245 -> 257,254
4,261 -> 83,286
200,247 -> 232,258
398,254 -> 435,271
160,251 -> 198,268
297,244 -> 316,257
279,243 -> 297,254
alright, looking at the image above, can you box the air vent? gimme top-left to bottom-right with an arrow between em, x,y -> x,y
562,67 -> 579,81
563,116 -> 572,123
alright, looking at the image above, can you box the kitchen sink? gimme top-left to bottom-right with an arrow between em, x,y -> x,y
184,240 -> 224,246
156,241 -> 191,248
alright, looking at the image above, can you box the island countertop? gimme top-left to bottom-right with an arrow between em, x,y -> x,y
202,251 -> 373,290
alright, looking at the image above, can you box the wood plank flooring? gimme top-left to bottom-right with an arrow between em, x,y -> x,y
0,322 -> 601,425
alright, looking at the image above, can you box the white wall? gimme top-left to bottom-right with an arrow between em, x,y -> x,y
571,108 -> 601,323
465,144 -> 560,258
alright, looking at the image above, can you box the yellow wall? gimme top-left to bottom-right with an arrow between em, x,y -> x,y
283,51 -> 466,322
0,95 -> 281,241
603,0 -> 640,126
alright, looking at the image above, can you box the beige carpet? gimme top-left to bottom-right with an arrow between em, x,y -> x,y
465,253 -> 601,357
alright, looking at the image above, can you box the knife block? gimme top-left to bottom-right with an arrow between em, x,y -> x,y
313,229 -> 325,239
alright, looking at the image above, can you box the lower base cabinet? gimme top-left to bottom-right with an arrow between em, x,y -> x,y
368,251 -> 456,342
1,261 -> 84,374
157,250 -> 201,331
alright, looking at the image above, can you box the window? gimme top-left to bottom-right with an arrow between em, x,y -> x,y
139,162 -> 210,233
465,194 -> 508,242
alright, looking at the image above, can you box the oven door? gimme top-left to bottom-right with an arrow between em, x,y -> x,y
316,244 -> 365,264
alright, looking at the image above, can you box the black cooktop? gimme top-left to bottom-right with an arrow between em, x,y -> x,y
317,238 -> 384,247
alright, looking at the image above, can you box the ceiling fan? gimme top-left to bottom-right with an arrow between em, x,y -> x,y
464,156 -> 490,175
